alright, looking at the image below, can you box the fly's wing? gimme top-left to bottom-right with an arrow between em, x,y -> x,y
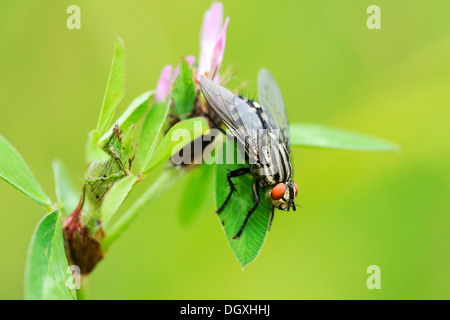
257,69 -> 290,150
200,77 -> 265,163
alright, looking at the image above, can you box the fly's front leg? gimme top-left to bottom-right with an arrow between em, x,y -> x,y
216,167 -> 250,214
233,179 -> 260,239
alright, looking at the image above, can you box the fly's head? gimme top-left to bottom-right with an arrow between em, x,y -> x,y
270,182 -> 299,211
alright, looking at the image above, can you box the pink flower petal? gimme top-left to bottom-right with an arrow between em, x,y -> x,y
185,55 -> 196,66
154,65 -> 173,103
197,2 -> 223,79
209,16 -> 229,80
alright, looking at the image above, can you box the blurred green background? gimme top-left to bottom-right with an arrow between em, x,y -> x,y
0,0 -> 449,299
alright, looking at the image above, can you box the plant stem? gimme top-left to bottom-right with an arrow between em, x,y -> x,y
77,275 -> 89,300
101,167 -> 185,251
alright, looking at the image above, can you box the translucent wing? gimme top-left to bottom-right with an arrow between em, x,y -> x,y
200,78 -> 267,162
257,69 -> 290,149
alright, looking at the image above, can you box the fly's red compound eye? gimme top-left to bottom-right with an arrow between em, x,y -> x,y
294,183 -> 299,196
270,184 -> 286,200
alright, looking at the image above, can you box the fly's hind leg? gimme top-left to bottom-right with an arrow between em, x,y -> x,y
216,167 -> 250,214
233,179 -> 260,239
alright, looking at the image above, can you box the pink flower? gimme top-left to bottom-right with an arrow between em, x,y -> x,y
154,65 -> 173,103
185,55 -> 196,66
154,57 -> 196,103
155,2 -> 230,100
197,2 -> 230,80
209,17 -> 229,80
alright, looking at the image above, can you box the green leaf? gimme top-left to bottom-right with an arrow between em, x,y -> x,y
178,163 -> 215,225
119,125 -> 136,167
85,130 -> 109,163
96,37 -> 126,136
0,134 -> 51,207
101,175 -> 136,230
98,91 -> 153,145
25,210 -> 76,300
142,117 -> 209,174
137,101 -> 170,172
172,59 -> 196,120
53,160 -> 81,217
215,141 -> 273,268
289,123 -> 399,152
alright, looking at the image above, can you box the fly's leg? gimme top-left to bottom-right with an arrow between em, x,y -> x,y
233,179 -> 260,239
268,206 -> 275,231
216,167 -> 250,214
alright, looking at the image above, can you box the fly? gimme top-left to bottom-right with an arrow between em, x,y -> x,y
200,69 -> 299,239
